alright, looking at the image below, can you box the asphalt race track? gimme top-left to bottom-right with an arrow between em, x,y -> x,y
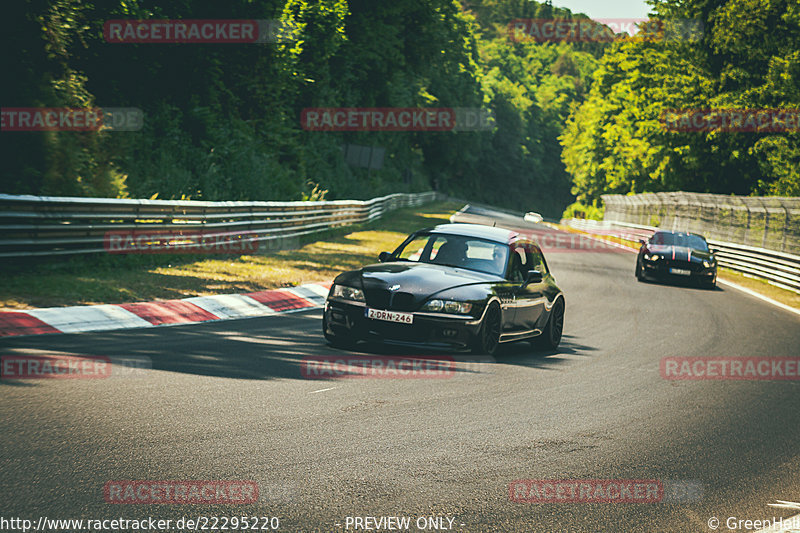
2,207 -> 799,533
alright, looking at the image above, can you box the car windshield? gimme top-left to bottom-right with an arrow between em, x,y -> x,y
650,232 -> 709,252
394,233 -> 509,276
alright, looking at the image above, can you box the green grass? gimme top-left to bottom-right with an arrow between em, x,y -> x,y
716,268 -> 800,309
0,201 -> 465,310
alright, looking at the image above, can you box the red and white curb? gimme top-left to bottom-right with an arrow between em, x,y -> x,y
0,282 -> 332,337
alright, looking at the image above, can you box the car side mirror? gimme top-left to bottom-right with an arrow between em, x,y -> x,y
523,269 -> 543,286
378,251 -> 393,263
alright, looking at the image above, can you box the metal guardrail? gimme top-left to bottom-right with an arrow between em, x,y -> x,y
601,192 -> 800,255
706,240 -> 800,294
562,218 -> 800,294
0,191 -> 440,258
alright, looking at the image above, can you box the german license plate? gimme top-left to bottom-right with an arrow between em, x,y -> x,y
366,308 -> 414,324
670,268 -> 691,276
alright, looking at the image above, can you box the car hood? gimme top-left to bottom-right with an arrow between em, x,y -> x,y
646,245 -> 714,263
335,261 -> 500,297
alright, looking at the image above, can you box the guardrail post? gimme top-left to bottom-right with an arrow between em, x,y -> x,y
781,202 -> 789,253
743,200 -> 751,246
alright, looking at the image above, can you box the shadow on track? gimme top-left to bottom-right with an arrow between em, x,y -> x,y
0,312 -> 599,384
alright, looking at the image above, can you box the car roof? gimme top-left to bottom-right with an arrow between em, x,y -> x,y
653,230 -> 706,239
422,223 -> 518,243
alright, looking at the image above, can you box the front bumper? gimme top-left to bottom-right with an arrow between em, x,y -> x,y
324,299 -> 482,349
642,259 -> 716,281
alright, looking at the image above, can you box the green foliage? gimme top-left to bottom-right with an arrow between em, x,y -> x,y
300,181 -> 329,201
561,0 -> 800,202
4,0 -> 794,218
561,200 -> 604,221
449,1 -> 601,216
1,0 -> 128,197
0,0 -> 622,219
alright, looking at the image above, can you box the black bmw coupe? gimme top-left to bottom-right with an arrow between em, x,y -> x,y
323,223 -> 565,354
636,230 -> 718,288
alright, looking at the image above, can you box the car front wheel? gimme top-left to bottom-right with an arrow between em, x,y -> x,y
702,273 -> 717,290
472,302 -> 501,355
635,259 -> 645,281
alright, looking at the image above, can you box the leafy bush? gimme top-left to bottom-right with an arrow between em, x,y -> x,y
562,201 -> 604,221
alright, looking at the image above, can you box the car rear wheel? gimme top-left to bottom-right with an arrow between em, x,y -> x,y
472,302 -> 501,355
323,314 -> 357,349
534,298 -> 564,351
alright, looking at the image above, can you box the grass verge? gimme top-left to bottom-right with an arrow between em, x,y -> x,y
716,268 -> 800,310
0,201 -> 464,310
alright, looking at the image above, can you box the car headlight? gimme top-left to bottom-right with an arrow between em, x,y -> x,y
644,253 -> 660,261
423,299 -> 472,314
703,260 -> 713,268
331,284 -> 365,302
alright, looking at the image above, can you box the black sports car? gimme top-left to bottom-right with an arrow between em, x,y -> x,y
636,230 -> 718,288
323,223 -> 565,354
